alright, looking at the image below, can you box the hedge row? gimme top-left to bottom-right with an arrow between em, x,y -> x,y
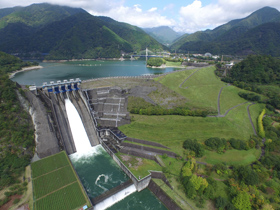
258,109 -> 266,138
130,107 -> 209,117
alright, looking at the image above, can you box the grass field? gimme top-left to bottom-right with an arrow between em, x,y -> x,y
120,111 -> 256,156
198,149 -> 261,165
159,66 -> 225,111
31,152 -> 90,210
219,85 -> 247,114
119,66 -> 265,164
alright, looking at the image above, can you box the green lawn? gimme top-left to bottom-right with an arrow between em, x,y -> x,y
198,149 -> 261,165
219,85 -> 247,114
119,109 -> 256,156
165,61 -> 183,67
157,68 -> 198,89
158,66 -> 225,111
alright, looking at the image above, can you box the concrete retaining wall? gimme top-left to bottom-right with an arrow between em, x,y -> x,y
148,180 -> 182,210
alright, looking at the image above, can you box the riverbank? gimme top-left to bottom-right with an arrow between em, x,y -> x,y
9,65 -> 43,78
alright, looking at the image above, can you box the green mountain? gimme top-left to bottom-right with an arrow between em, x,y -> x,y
0,6 -> 22,19
142,26 -> 184,45
0,3 -> 165,59
0,3 -> 86,30
171,6 -> 280,55
177,22 -> 280,56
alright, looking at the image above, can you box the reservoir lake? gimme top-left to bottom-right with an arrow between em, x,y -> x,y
11,60 -> 179,85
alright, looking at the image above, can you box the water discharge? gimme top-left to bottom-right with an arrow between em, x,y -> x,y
65,98 -> 135,209
65,98 -> 91,153
94,185 -> 136,210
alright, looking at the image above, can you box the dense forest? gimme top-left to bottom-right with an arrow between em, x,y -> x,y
222,55 -> 280,109
0,51 -> 36,206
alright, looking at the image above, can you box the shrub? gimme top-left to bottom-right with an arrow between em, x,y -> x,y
258,109 -> 266,138
183,139 -> 205,157
204,137 -> 227,151
229,138 -> 248,150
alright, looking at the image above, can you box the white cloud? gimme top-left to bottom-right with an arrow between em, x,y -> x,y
148,7 -> 157,12
91,4 -> 175,28
163,4 -> 174,11
177,0 -> 280,33
1,0 -> 280,32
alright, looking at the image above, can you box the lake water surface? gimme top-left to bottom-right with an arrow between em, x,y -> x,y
12,60 -> 179,85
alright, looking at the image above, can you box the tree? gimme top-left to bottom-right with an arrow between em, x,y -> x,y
185,180 -> 197,199
232,191 -> 251,210
215,196 -> 228,209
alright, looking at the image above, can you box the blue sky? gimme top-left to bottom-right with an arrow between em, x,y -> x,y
1,0 -> 280,33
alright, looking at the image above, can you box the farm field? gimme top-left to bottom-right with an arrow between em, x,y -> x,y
31,151 -> 90,210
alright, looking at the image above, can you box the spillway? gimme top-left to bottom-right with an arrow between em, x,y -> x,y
65,98 -> 135,209
65,98 -> 91,153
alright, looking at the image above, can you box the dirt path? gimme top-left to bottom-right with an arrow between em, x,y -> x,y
179,68 -> 201,88
217,86 -> 225,115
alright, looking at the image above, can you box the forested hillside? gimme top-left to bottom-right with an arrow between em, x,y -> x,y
171,7 -> 280,56
221,55 -> 280,110
0,51 -> 36,190
0,3 -> 165,59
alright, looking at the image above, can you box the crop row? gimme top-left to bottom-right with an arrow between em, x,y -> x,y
34,182 -> 87,210
33,166 -> 76,199
31,152 -> 69,178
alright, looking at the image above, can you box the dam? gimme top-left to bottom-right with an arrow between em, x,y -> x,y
27,79 -> 168,210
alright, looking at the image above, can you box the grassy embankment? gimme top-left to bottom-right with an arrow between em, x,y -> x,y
119,66 -> 263,163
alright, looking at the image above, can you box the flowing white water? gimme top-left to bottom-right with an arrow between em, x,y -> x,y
65,98 -> 136,209
94,184 -> 137,210
65,98 -> 92,153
